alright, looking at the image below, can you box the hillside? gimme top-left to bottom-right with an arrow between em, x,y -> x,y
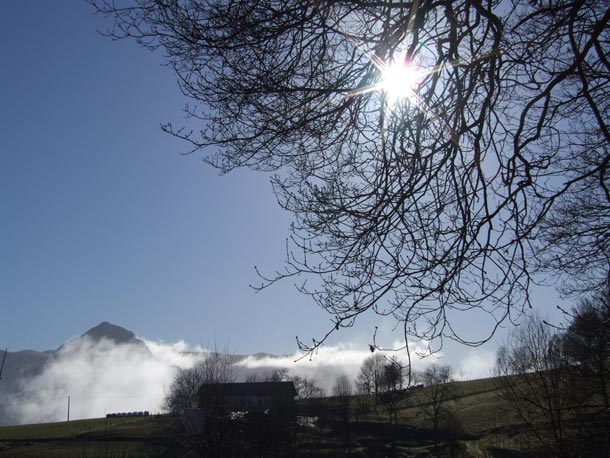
0,376 -> 531,458
0,415 -> 174,458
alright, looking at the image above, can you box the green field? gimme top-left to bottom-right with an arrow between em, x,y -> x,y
315,376 -> 527,457
0,416 -> 174,458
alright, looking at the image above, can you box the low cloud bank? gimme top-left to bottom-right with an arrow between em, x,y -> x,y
237,339 -> 440,393
5,337 -> 203,425
237,341 -> 497,391
3,336 -> 496,425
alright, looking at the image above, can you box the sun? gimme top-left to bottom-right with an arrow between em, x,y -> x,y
380,58 -> 423,105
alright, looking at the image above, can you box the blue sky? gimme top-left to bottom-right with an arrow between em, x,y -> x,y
1,1 -> 567,367
0,0 -> 329,353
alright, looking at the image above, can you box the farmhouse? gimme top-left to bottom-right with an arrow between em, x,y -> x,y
198,381 -> 297,417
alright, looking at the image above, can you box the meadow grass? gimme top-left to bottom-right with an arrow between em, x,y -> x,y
0,418 -> 113,440
0,417 -> 170,458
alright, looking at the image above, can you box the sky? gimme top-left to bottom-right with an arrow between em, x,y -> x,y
1,1 -> 569,373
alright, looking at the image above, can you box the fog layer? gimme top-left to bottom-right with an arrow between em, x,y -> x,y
2,336 -> 495,425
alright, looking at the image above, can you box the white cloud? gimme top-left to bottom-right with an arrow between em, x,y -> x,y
7,337 -> 202,424
145,339 -> 205,368
456,349 -> 497,380
237,339 -> 438,393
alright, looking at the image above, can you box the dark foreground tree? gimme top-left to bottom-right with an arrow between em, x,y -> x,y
332,374 -> 353,454
165,349 -> 236,414
357,353 -> 386,397
420,363 -> 455,454
164,364 -> 206,414
165,349 -> 238,458
495,307 -> 610,458
561,286 -> 610,411
90,0 -> 610,353
496,316 -> 577,458
293,375 -> 325,401
378,357 -> 405,430
381,356 -> 404,393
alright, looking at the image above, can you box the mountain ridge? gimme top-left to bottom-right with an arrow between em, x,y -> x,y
1,322 -> 147,389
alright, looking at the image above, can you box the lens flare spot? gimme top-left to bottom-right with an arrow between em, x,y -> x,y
381,59 -> 423,104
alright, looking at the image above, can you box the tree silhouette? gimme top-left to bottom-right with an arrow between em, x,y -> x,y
90,0 -> 610,353
560,285 -> 610,411
357,353 -> 386,396
422,364 -> 455,448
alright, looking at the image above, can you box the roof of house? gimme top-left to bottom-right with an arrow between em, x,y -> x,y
198,381 -> 297,397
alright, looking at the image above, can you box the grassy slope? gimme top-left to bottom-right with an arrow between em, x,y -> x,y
326,375 -> 527,456
0,416 -> 173,458
0,377 -> 535,457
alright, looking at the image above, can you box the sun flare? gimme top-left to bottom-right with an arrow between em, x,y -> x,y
381,58 -> 423,105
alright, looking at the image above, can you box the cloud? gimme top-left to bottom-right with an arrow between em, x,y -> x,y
236,339 -> 438,393
6,337 -> 202,425
456,349 -> 497,380
145,340 -> 205,368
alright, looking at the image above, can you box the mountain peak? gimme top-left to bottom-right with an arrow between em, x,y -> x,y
55,321 -> 152,357
81,322 -> 137,345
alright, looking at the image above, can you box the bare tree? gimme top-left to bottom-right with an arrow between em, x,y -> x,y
164,347 -> 237,458
356,353 -> 386,397
293,375 -> 325,401
495,316 -> 576,458
332,374 -> 352,398
164,364 -> 206,414
354,381 -> 373,419
507,3 -> 610,297
381,356 -> 404,392
244,372 -> 260,383
332,374 -> 353,454
165,348 -> 236,415
357,354 -> 406,425
267,367 -> 289,382
560,286 -> 610,411
420,363 -> 455,454
201,351 -> 236,384
90,0 -> 610,354
379,357 -> 405,429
